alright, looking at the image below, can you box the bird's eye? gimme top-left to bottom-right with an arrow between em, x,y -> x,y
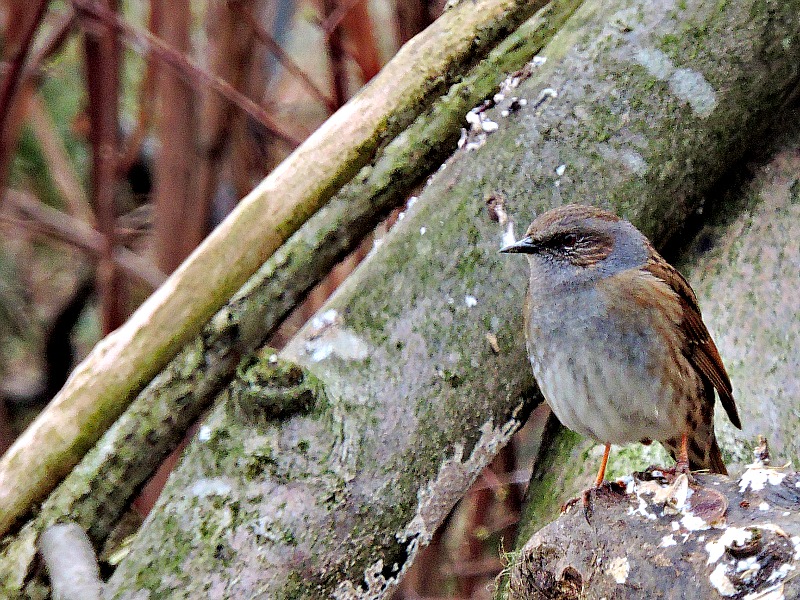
562,233 -> 578,247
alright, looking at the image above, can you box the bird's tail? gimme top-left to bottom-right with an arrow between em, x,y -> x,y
705,436 -> 728,475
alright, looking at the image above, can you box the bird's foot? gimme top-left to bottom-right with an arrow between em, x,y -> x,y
636,462 -> 696,486
561,481 -> 626,524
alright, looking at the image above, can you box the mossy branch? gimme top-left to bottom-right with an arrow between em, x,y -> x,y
0,0 -> 552,538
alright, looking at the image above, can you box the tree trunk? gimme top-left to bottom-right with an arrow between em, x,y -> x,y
102,0 -> 800,597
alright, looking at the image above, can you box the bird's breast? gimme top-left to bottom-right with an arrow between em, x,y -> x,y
525,278 -> 696,444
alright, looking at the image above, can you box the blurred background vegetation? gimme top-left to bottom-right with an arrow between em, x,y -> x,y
0,1 -> 545,596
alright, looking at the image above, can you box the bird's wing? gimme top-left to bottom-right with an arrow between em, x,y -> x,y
643,257 -> 742,430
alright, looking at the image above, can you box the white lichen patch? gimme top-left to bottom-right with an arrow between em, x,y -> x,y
607,556 -> 630,584
735,556 -> 760,581
759,502 -> 771,511
333,559 -> 394,600
620,148 -> 649,175
767,562 -> 795,582
480,119 -> 499,133
681,511 -> 711,532
190,478 -> 232,498
635,47 -> 674,80
668,68 -> 717,118
313,308 -> 339,329
739,465 -> 787,493
198,425 -> 212,442
659,534 -> 677,548
706,527 -> 753,564
709,563 -> 738,596
464,295 -> 478,308
303,309 -> 369,363
631,47 -> 717,118
628,493 -> 657,520
744,582 -> 786,600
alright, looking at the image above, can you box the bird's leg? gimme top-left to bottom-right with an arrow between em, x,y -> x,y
561,443 -> 623,523
638,432 -> 694,484
580,443 -> 612,521
675,432 -> 691,475
593,442 -> 611,487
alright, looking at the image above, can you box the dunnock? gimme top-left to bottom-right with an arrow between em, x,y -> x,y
501,204 -> 741,505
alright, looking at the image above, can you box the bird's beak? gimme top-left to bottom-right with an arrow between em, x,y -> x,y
500,236 -> 537,254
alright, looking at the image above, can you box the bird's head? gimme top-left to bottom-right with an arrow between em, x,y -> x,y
500,204 -> 650,281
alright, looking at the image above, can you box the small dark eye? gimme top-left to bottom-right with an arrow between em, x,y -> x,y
563,233 -> 578,247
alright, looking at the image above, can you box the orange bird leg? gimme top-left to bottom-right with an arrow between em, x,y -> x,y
580,443 -> 612,523
675,432 -> 691,474
594,443 -> 612,487
562,443 -> 622,523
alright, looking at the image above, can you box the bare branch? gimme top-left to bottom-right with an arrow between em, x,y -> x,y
228,0 -> 337,113
72,0 -> 305,147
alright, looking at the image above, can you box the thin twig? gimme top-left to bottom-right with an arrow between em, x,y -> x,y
4,191 -> 165,289
71,0 -> 305,147
26,9 -> 78,76
27,93 -> 94,224
0,0 -> 50,143
0,10 -> 78,205
323,0 -> 348,108
83,0 -> 125,332
319,0 -> 362,37
0,1 -> 51,203
228,0 -> 337,113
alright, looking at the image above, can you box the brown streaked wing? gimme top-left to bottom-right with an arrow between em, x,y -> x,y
643,255 -> 742,430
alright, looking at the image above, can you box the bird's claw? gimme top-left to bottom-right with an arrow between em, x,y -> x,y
561,481 -> 626,524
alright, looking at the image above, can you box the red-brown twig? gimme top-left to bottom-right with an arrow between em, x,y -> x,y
322,0 -> 348,108
319,0 -> 362,36
83,0 -> 125,333
26,9 -> 79,76
71,0 -> 304,148
0,8 -> 78,217
0,1 -> 49,143
228,0 -> 337,113
117,4 -> 159,176
0,1 -> 51,203
151,0 -> 204,274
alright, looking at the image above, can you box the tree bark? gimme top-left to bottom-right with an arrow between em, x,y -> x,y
101,0 -> 800,597
0,0 -> 543,538
508,465 -> 800,599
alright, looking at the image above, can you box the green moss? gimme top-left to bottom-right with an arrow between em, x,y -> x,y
605,442 -> 672,480
789,179 -> 800,204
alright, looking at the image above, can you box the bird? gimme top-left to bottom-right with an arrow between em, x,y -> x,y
500,204 -> 741,513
